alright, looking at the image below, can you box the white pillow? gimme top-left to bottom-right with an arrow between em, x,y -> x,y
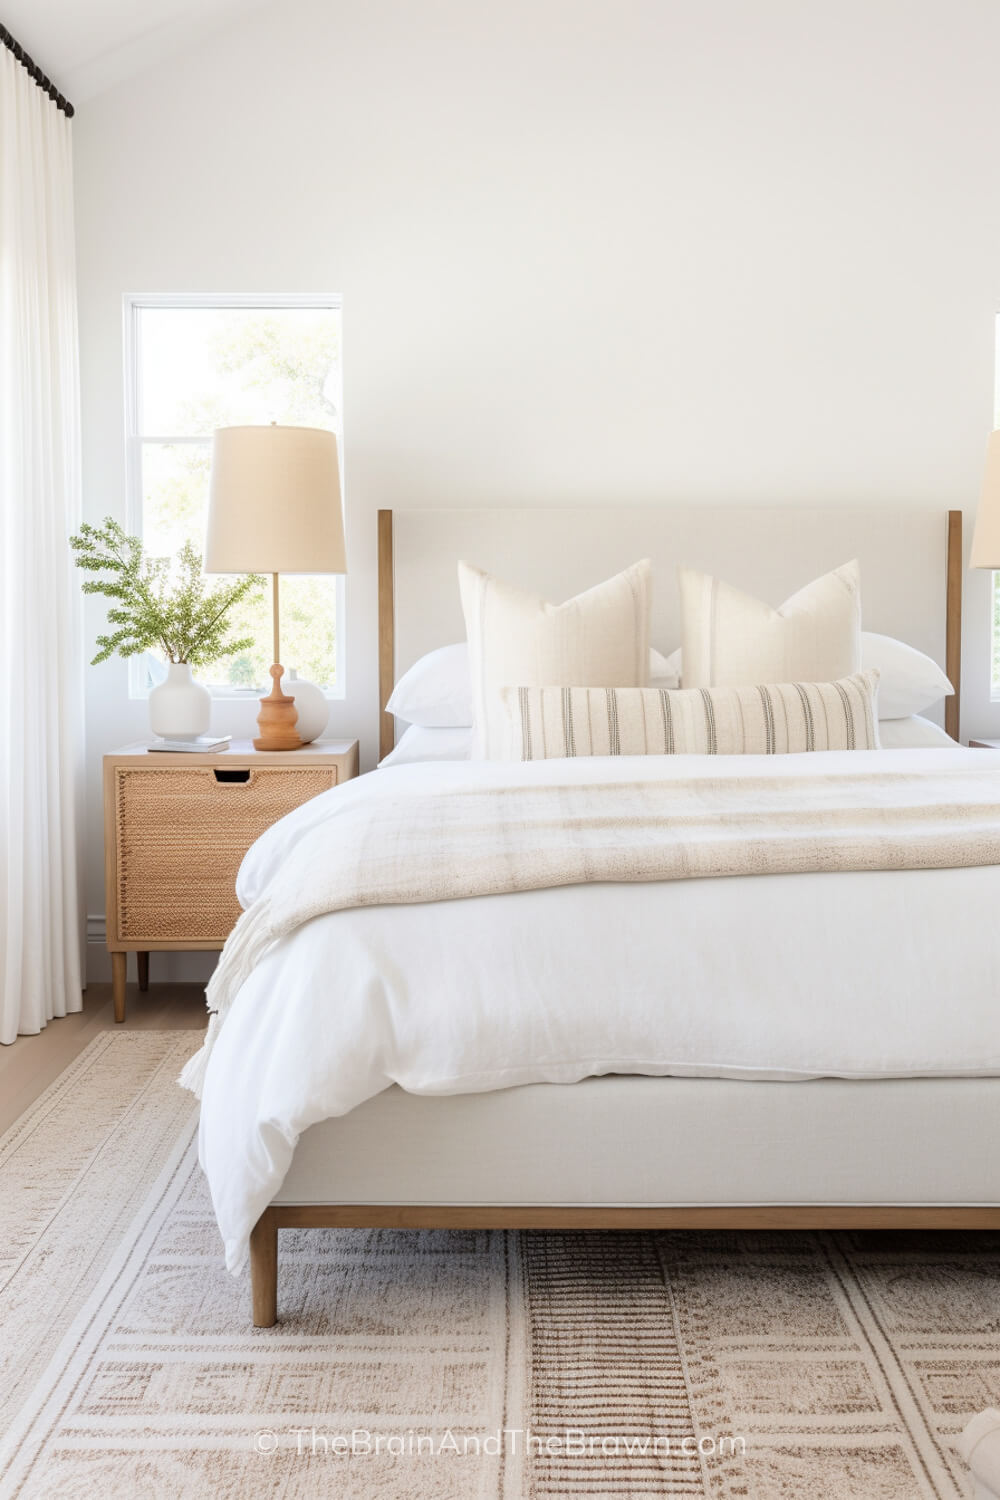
388,642 -> 677,729
378,724 -> 473,766
679,561 -> 861,689
856,632 -> 953,719
647,648 -> 678,688
875,715 -> 958,749
381,703 -> 951,762
661,632 -> 952,719
460,558 -> 653,757
386,643 -> 473,728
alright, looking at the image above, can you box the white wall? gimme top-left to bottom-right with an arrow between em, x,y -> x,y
74,0 -> 1000,980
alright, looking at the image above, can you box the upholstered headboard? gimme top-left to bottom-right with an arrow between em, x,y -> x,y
378,506 -> 962,757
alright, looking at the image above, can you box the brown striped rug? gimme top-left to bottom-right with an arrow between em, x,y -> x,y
1,1033 -> 994,1498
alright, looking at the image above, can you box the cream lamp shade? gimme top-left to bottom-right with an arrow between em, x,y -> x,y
971,430 -> 1000,569
205,424 -> 346,575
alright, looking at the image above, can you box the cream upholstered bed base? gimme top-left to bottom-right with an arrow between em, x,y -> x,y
248,504 -> 975,1326
249,1074 -> 1000,1325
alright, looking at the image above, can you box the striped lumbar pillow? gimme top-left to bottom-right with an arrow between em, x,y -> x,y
498,671 -> 881,760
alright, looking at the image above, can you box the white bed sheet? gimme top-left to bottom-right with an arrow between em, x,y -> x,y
199,748 -> 1000,1269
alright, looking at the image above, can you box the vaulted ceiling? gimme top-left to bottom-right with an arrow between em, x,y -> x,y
2,0 -> 269,104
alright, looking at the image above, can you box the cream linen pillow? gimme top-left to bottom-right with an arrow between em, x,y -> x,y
459,559 -> 652,758
679,560 -> 862,688
498,672 -> 881,760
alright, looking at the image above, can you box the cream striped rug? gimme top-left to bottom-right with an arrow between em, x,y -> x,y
0,1033 -> 993,1498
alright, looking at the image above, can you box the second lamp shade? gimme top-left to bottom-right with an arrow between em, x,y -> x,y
971,430 -> 1000,570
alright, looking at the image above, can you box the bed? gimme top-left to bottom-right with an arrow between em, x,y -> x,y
188,504 -> 1000,1329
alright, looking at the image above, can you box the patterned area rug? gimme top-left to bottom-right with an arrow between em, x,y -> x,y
0,1032 -> 994,1498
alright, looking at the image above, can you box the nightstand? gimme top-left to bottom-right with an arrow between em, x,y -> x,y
968,739 -> 1000,749
103,739 -> 359,1022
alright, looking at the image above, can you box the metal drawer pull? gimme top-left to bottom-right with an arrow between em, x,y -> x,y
213,769 -> 251,784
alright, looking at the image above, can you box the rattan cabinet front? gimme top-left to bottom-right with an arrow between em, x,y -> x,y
112,764 -> 337,943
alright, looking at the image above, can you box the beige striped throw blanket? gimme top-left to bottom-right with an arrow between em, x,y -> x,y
179,754 -> 1000,1096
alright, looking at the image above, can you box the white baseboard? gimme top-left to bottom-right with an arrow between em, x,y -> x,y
86,914 -> 216,986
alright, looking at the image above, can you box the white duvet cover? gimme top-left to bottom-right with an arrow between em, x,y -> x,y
198,749 -> 1000,1270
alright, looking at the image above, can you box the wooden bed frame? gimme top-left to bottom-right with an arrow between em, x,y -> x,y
249,506 -> 986,1328
249,1201 -> 996,1328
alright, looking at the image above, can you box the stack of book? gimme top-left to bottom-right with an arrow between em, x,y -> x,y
147,735 -> 232,753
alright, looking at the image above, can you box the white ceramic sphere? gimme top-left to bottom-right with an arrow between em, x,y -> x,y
285,671 -> 330,743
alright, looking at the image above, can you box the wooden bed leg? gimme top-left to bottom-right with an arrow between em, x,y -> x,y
250,1208 -> 278,1327
137,951 -> 149,992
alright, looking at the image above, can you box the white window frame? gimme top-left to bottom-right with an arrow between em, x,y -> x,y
992,316 -> 1000,701
122,292 -> 346,700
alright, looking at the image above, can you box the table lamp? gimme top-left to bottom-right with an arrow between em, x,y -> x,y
971,431 -> 1000,569
205,424 -> 347,751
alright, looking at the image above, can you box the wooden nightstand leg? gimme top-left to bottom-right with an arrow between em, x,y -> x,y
111,952 -> 127,1023
137,951 -> 149,991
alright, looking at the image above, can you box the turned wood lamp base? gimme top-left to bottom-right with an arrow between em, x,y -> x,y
253,574 -> 304,751
254,663 -> 303,751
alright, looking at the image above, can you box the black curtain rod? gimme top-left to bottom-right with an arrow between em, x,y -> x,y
0,22 -> 73,117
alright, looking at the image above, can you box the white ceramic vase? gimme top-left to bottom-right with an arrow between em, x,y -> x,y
285,671 -> 330,743
148,662 -> 212,739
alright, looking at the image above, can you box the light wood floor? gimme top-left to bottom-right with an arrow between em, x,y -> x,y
0,984 -> 207,1134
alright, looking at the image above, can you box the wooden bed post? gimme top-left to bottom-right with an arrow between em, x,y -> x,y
378,509 -> 395,763
249,1207 -> 278,1327
946,509 -> 962,743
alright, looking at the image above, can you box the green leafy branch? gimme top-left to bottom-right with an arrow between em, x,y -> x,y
70,517 -> 264,668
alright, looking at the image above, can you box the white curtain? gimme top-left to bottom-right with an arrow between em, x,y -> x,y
0,48 -> 84,1042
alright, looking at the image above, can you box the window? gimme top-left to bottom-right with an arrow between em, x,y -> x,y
124,295 -> 344,698
993,314 -> 1000,697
